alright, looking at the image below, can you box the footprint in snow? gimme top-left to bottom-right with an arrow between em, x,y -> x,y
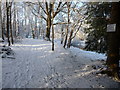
30,75 -> 34,79
27,69 -> 29,72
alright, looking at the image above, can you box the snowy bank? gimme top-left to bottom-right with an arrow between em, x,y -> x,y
69,46 -> 106,64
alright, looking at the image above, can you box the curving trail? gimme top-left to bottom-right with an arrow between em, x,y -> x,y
2,39 -> 119,88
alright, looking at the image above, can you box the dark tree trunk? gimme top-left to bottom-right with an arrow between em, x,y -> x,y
51,3 -> 54,51
63,3 -> 70,48
44,2 -> 66,41
45,3 -> 52,41
67,29 -> 73,48
31,17 -> 35,39
106,2 -> 120,79
6,1 -> 10,46
51,20 -> 54,51
46,13 -> 51,40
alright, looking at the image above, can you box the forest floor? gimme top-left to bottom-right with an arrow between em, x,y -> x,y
1,38 -> 119,88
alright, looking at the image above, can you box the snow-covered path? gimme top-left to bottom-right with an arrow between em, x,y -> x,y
2,39 -> 119,88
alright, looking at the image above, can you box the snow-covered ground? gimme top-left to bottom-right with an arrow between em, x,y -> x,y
1,38 -> 119,88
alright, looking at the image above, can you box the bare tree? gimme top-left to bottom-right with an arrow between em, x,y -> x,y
27,2 -> 66,40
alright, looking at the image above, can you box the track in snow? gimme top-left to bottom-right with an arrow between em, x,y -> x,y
2,39 -> 119,88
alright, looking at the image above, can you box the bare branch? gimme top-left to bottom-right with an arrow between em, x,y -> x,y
45,2 -> 48,15
53,2 -> 67,18
31,10 -> 47,21
71,22 -> 82,39
38,2 -> 47,15
53,22 -> 71,25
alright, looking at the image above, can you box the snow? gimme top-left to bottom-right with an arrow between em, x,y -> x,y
1,38 -> 119,88
68,46 -> 106,64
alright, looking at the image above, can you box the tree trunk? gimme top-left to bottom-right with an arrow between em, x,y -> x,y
9,3 -> 14,44
46,14 -> 51,40
0,2 -> 5,41
29,16 -> 34,39
51,3 -> 54,51
13,2 -> 17,38
63,2 -> 70,48
34,16 -> 37,38
24,5 -> 27,38
6,1 -> 11,46
31,17 -> 35,39
16,9 -> 20,36
51,20 -> 54,51
0,2 -> 2,39
45,3 -> 52,41
67,29 -> 73,48
2,9 -> 6,40
39,24 -> 40,38
106,2 -> 120,79
61,25 -> 64,44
